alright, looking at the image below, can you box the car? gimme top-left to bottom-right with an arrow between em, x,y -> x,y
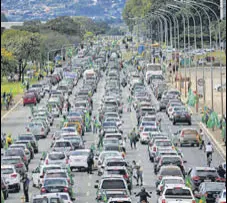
44,152 -> 69,167
14,140 -> 35,159
68,149 -> 90,171
169,106 -> 187,120
23,92 -> 37,106
158,184 -> 196,203
26,121 -> 48,139
1,156 -> 27,176
1,177 -> 8,200
17,133 -> 39,153
1,165 -> 20,192
41,178 -> 75,200
96,190 -> 130,203
156,166 -> 185,188
32,164 -> 70,188
4,148 -> 29,169
195,182 -> 226,203
61,134 -> 85,149
156,176 -> 185,195
186,167 -> 225,191
103,166 -> 132,191
31,193 -> 65,203
148,139 -> 173,162
173,128 -> 200,147
154,155 -> 185,175
216,189 -> 226,203
9,144 -> 31,162
52,140 -> 74,154
43,169 -> 74,186
173,109 -> 192,125
57,192 -> 73,203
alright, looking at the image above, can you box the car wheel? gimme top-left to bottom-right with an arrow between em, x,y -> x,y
3,191 -> 8,199
173,121 -> 176,125
23,103 -> 25,106
17,184 -> 21,192
180,143 -> 183,147
218,87 -> 222,92
188,121 -> 192,125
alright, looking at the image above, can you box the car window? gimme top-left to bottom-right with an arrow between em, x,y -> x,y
1,168 -> 14,174
46,172 -> 67,178
33,198 -> 48,203
44,179 -> 67,186
55,142 -> 71,147
161,168 -> 182,176
107,169 -> 126,175
196,169 -> 218,177
102,180 -> 126,189
205,183 -> 226,191
165,188 -> 192,197
48,153 -> 65,160
70,151 -> 89,156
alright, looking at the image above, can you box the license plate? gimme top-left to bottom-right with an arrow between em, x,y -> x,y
204,179 -> 212,182
50,189 -> 59,192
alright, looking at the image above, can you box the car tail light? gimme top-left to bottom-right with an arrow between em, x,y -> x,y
41,188 -> 46,193
16,163 -> 23,168
192,176 -> 200,181
23,156 -> 27,161
149,143 -> 153,147
162,199 -> 166,203
63,187 -> 68,192
45,159 -> 48,165
11,174 -> 17,178
192,200 -> 196,203
181,132 -> 185,137
123,174 -> 129,179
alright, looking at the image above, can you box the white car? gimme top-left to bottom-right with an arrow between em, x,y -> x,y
156,176 -> 185,195
1,165 -> 21,192
52,139 -> 74,154
58,192 -> 73,203
68,149 -> 90,171
108,197 -> 132,203
158,184 -> 195,203
31,193 -> 64,203
44,151 -> 69,166
32,164 -> 65,188
216,189 -> 226,203
214,83 -> 226,92
104,117 -> 123,128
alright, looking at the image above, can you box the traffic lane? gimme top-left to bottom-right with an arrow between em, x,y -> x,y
67,72 -> 106,203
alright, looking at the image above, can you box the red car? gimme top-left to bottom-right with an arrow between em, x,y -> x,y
23,92 -> 37,106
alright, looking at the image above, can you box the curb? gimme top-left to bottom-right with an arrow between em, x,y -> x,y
199,122 -> 226,159
1,98 -> 22,122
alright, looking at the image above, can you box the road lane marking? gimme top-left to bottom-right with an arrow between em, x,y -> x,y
1,98 -> 22,121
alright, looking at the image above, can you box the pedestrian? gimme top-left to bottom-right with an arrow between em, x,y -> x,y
205,142 -> 214,159
132,160 -> 143,186
22,173 -> 30,202
92,116 -> 97,134
129,128 -> 138,149
127,96 -> 132,112
5,133 -> 13,148
97,133 -> 104,149
87,150 -> 94,174
85,112 -> 91,132
26,80 -> 29,91
199,129 -> 205,150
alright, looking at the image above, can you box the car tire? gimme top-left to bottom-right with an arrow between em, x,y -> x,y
173,121 -> 176,125
3,191 -> 8,200
23,103 -> 25,106
188,121 -> 192,125
218,87 -> 222,92
17,184 -> 20,192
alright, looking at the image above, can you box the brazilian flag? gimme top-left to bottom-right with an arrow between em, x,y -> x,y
207,112 -> 220,129
196,196 -> 206,203
185,176 -> 192,189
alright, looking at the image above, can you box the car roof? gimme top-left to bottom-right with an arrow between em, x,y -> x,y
1,164 -> 15,169
164,184 -> 190,190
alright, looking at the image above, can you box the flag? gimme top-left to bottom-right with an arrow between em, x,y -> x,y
207,112 -> 220,129
185,176 -> 192,189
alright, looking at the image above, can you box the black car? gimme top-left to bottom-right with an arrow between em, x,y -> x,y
195,182 -> 226,203
173,110 -> 192,125
186,167 -> 225,191
17,134 -> 39,154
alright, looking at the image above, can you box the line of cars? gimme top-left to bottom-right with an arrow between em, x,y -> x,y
95,55 -> 133,203
134,59 -> 226,203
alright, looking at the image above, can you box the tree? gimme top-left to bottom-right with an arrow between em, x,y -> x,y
1,48 -> 16,78
1,29 -> 41,82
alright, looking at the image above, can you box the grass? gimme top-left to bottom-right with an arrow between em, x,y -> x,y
1,78 -> 37,96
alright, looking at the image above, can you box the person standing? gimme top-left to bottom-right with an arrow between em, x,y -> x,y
22,174 -> 30,203
92,116 -> 97,134
87,150 -> 94,174
129,128 -> 138,149
132,161 -> 143,186
199,129 -> 205,150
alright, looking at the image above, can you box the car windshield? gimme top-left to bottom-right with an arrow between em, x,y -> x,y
46,172 -> 67,178
102,180 -> 126,189
161,168 -> 183,176
55,142 -> 71,147
18,136 -> 33,141
204,183 -> 226,191
144,128 -> 158,132
107,162 -> 126,167
103,122 -> 116,127
49,153 -> 65,160
164,179 -> 184,185
70,151 -> 89,156
162,157 -> 181,164
1,168 -> 14,174
59,194 -> 69,200
165,188 -> 192,198
2,158 -> 20,164
44,179 -> 67,186
107,169 -> 126,175
197,169 -> 218,177
142,122 -> 155,126
29,123 -> 42,128
5,149 -> 23,156
156,141 -> 172,147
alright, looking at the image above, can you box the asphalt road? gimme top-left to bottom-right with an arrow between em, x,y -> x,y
2,55 -> 225,203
